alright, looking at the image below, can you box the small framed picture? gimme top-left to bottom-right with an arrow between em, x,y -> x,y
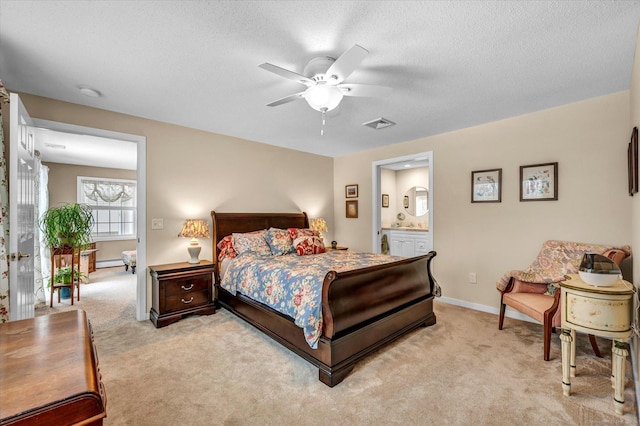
520,162 -> 558,201
471,168 -> 502,203
346,200 -> 358,218
345,184 -> 358,198
382,194 -> 389,208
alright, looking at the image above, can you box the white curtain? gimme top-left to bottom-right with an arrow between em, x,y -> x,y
33,157 -> 48,308
83,181 -> 134,203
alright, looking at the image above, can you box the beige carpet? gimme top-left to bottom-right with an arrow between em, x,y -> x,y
35,266 -> 136,331
36,274 -> 638,425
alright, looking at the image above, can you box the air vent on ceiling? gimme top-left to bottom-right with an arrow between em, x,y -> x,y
362,117 -> 396,130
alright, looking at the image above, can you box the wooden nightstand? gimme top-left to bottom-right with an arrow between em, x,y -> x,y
326,246 -> 348,251
149,260 -> 216,328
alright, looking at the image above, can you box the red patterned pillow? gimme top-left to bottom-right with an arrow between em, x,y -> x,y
216,235 -> 237,262
293,235 -> 326,256
288,228 -> 319,240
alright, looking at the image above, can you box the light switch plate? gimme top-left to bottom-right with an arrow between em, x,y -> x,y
151,218 -> 164,230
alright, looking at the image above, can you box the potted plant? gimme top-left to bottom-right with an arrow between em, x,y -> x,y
40,203 -> 94,249
53,266 -> 87,298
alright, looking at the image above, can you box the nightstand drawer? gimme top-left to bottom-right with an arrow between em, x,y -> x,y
165,289 -> 210,313
165,276 -> 210,296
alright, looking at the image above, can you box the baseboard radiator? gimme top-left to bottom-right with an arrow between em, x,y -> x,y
96,259 -> 125,269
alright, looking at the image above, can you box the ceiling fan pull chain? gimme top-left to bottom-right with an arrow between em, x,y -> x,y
321,108 -> 327,136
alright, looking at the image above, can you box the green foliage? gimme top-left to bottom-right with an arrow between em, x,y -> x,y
53,266 -> 86,285
40,203 -> 94,249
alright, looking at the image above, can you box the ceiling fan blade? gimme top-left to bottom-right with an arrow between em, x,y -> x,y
259,63 -> 315,86
265,91 -> 306,107
339,83 -> 392,98
325,44 -> 369,85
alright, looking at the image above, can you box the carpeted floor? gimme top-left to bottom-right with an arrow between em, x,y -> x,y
36,273 -> 639,425
35,266 -> 136,331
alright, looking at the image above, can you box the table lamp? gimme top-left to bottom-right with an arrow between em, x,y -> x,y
178,219 -> 210,264
310,217 -> 328,241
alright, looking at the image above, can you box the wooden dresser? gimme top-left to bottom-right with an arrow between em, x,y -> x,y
0,310 -> 107,425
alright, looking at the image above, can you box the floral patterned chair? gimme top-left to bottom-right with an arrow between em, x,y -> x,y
497,240 -> 630,361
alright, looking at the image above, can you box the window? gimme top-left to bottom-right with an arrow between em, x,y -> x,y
77,176 -> 136,241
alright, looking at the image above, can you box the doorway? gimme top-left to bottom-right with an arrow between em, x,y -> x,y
31,118 -> 148,321
372,151 -> 433,254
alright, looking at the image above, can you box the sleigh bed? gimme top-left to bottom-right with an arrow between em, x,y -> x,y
211,211 -> 439,387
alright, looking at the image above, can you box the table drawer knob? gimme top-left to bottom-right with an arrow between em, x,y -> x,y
181,296 -> 194,304
181,284 -> 194,291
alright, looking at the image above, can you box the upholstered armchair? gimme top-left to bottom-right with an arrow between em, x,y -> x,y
497,240 -> 630,361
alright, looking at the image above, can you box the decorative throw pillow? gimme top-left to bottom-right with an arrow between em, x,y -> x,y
293,235 -> 326,256
288,228 -> 319,241
265,227 -> 294,255
216,235 -> 237,262
232,231 -> 271,257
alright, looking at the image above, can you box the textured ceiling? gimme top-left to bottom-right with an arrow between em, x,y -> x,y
1,1 -> 640,160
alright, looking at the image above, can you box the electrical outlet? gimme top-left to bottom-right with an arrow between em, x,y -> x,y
468,272 -> 477,284
151,218 -> 164,230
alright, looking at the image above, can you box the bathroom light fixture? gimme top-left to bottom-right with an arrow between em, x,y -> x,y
178,219 -> 210,264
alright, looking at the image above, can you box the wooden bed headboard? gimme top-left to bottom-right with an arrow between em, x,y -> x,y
210,211 -> 309,261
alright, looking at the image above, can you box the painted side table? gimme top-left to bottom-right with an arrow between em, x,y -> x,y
559,274 -> 634,415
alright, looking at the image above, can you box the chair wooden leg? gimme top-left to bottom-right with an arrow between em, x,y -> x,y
544,320 -> 552,361
498,302 -> 506,330
588,334 -> 603,358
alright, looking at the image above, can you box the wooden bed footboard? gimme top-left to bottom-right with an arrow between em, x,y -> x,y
211,211 -> 438,387
322,252 -> 436,338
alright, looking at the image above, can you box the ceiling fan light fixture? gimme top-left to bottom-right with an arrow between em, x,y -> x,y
78,86 -> 101,98
304,84 -> 343,112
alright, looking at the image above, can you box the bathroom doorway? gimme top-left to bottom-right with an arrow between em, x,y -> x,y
372,151 -> 433,254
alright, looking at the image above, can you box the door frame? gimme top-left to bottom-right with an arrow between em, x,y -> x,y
371,151 -> 433,253
31,118 -> 148,321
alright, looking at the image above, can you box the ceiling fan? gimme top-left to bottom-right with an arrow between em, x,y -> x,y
259,44 -> 391,118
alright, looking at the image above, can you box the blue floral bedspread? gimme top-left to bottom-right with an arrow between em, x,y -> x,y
220,251 -> 400,349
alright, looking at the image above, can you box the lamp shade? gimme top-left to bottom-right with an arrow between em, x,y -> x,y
178,219 -> 210,239
310,217 -> 328,233
178,219 -> 210,264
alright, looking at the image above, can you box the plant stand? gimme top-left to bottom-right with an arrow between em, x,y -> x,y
49,246 -> 81,307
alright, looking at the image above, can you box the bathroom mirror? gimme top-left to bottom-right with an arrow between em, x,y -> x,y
404,186 -> 428,217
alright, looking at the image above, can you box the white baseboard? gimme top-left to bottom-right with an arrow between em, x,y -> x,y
96,259 -> 125,269
436,296 -> 540,325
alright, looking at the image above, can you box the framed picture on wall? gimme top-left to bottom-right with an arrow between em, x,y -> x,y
628,127 -> 638,196
345,184 -> 358,198
520,162 -> 558,201
346,200 -> 358,218
382,194 -> 389,208
471,168 -> 502,203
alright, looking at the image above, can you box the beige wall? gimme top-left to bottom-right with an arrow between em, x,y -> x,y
44,162 -> 137,261
16,93 -> 334,309
628,20 -> 640,404
335,92 -> 632,309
